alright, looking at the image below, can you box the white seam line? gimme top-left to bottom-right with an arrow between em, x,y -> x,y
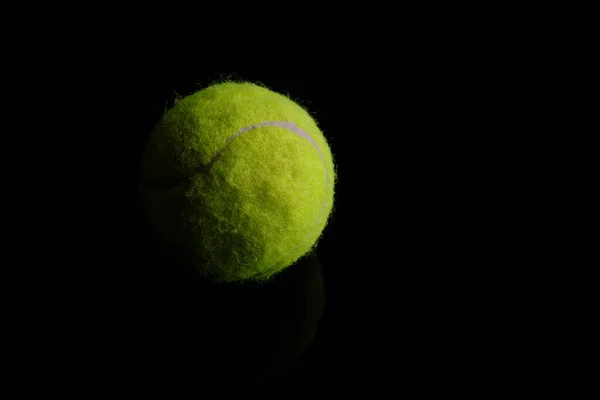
217,121 -> 329,262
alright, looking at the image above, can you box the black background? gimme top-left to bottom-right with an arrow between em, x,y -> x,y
5,9 -> 571,392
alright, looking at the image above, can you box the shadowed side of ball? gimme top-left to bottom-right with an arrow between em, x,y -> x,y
139,82 -> 335,282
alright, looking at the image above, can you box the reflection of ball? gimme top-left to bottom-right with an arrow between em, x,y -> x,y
139,82 -> 335,282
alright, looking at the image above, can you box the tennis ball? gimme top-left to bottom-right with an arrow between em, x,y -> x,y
139,82 -> 335,282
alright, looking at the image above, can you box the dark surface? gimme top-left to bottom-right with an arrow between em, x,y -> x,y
130,188 -> 328,384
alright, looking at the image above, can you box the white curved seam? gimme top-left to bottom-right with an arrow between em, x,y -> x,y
223,121 -> 329,261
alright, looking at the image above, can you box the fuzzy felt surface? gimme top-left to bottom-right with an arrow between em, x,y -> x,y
140,82 -> 335,282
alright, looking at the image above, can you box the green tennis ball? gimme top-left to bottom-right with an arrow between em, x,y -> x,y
139,82 -> 335,282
